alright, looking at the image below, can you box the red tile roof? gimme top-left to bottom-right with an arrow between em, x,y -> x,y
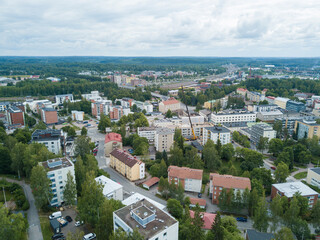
162,97 -> 180,106
237,88 -> 248,92
189,198 -> 206,206
190,210 -> 216,230
143,177 -> 160,187
168,166 -> 203,180
110,149 -> 142,168
210,173 -> 251,190
105,132 -> 122,144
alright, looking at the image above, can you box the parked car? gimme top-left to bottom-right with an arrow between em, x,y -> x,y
56,237 -> 66,240
83,121 -> 88,124
93,152 -> 97,156
198,193 -> 202,198
75,221 -> 84,227
83,233 -> 96,240
236,217 -> 247,222
128,149 -> 134,154
49,211 -> 62,220
271,166 -> 276,170
65,216 -> 72,222
52,233 -> 64,240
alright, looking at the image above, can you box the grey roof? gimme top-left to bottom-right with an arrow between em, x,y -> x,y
246,229 -> 274,240
32,129 -> 62,140
42,108 -> 56,112
272,181 -> 318,198
310,168 -> 320,175
205,126 -> 230,133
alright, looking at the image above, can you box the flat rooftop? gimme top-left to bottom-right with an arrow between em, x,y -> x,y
205,126 -> 230,133
114,199 -> 177,238
95,176 -> 122,196
41,157 -> 73,171
273,181 -> 318,198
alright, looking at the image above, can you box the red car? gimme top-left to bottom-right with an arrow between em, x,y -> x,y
271,166 -> 276,170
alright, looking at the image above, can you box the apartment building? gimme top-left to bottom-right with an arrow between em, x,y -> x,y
271,182 -> 318,208
168,166 -> 203,193
110,149 -> 145,181
256,110 -> 283,122
113,199 -> 178,240
209,173 -> 251,204
104,132 -> 122,156
32,129 -> 63,154
294,119 -> 320,139
236,88 -> 248,96
71,110 -> 84,121
82,91 -> 102,101
247,91 -> 265,102
6,106 -> 25,126
91,100 -> 112,118
210,110 -> 256,125
55,94 -> 73,105
95,175 -> 123,201
275,116 -> 317,135
202,126 -> 231,145
41,108 -> 58,124
41,157 -> 75,206
155,128 -> 174,152
0,101 -> 11,111
250,124 -> 277,144
274,97 -> 290,109
306,168 -> 320,188
159,97 -> 181,114
138,127 -> 157,143
286,100 -> 306,112
23,99 -> 53,113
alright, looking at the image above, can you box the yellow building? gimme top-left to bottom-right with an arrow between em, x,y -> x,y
294,120 -> 320,139
110,149 -> 145,181
203,100 -> 216,109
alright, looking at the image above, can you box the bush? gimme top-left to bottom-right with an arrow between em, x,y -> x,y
22,201 -> 30,211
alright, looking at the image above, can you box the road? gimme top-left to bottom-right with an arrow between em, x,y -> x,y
5,178 -> 43,240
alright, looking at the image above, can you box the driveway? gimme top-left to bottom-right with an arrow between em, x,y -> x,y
4,178 -> 43,240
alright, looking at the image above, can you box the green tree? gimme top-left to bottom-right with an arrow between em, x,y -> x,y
74,157 -> 86,195
66,231 -> 85,240
110,229 -> 144,240
311,200 -> 320,230
269,195 -> 283,233
98,114 -> 111,133
81,127 -> 87,136
30,165 -> 53,209
165,109 -> 173,118
203,140 -> 221,171
33,121 -> 47,130
63,171 -> 77,206
210,212 -> 224,240
11,142 -> 27,177
167,199 -> 183,219
274,161 -> 289,183
249,188 -> 259,216
78,172 -> 104,227
253,195 -> 269,232
74,136 -> 91,159
273,120 -> 283,138
0,145 -> 12,174
250,168 -> 273,194
221,143 -> 234,161
169,143 -> 184,166
268,138 -> 283,157
191,205 -> 205,240
257,137 -> 268,153
274,227 -> 295,240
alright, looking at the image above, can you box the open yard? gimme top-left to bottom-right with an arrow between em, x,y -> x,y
294,171 -> 307,180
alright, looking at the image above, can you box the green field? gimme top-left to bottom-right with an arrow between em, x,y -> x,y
294,171 -> 307,180
39,216 -> 52,240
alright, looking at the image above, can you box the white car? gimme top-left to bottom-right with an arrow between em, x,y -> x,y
83,233 -> 96,240
75,221 -> 84,227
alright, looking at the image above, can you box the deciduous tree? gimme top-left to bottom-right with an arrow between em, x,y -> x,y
63,171 -> 77,206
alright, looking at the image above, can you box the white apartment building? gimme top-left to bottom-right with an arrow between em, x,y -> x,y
81,91 -> 102,101
95,175 -> 123,201
168,166 -> 203,193
31,129 -> 63,155
113,199 -> 179,240
71,110 -> 84,121
133,100 -> 153,113
181,115 -> 204,125
307,168 -> 320,188
155,128 -> 174,152
23,99 -> 53,113
41,157 -> 76,206
202,126 -> 231,145
250,123 -> 277,144
211,110 -> 256,124
274,97 -> 290,109
55,94 -> 74,105
159,98 -> 181,114
137,127 -> 157,143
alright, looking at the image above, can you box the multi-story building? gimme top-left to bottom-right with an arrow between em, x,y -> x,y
203,100 -> 216,109
294,119 -> 320,139
159,97 -> 181,114
109,106 -> 129,120
249,104 -> 278,112
210,110 -> 256,125
209,173 -> 251,204
41,108 -> 58,124
274,116 -> 317,136
247,91 -> 265,102
71,111 -> 84,121
91,100 -> 112,118
271,182 -> 318,208
131,79 -> 147,86
306,168 -> 320,188
155,128 -> 174,152
55,94 -> 73,105
23,99 -> 53,113
32,129 -> 63,154
236,88 -> 248,96
202,126 -> 231,145
110,149 -> 145,181
113,199 -> 178,240
274,97 -> 290,109
133,101 -> 153,113
168,166 -> 203,193
0,101 -> 11,112
266,96 -> 275,104
250,124 -> 277,144
138,127 -> 157,143
286,100 -> 306,112
82,91 -> 102,101
168,90 -> 179,97
95,175 -> 123,201
41,157 -> 75,206
104,132 -> 122,156
6,106 -> 25,126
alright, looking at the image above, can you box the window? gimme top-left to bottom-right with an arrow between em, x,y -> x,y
59,181 -> 63,184
163,232 -> 167,236
219,187 -> 222,190
58,176 -> 62,180
214,196 -> 216,199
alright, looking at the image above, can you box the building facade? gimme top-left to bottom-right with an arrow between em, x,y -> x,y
307,168 -> 320,188
202,126 -> 231,145
159,97 -> 181,114
210,110 -> 256,125
41,157 -> 75,206
286,100 -> 306,112
250,124 -> 277,144
71,111 -> 84,121
274,97 -> 290,109
110,149 -> 145,181
138,127 -> 157,143
294,119 -> 320,139
41,108 -> 58,124
104,132 -> 122,156
6,106 -> 25,126
95,175 -> 123,201
32,129 -> 63,154
209,173 -> 251,204
55,94 -> 73,105
155,128 -> 174,152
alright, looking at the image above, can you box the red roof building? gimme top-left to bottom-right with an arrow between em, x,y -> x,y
104,133 -> 122,157
159,97 -> 181,113
143,177 -> 160,190
189,198 -> 206,209
189,210 -> 216,230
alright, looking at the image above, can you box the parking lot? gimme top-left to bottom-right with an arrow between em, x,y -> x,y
59,208 -> 89,237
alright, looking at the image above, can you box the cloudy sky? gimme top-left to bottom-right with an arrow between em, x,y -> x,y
1,0 -> 320,57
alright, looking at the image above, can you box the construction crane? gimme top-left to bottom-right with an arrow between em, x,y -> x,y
181,86 -> 197,140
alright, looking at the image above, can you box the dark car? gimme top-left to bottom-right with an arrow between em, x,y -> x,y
198,193 -> 202,198
236,217 -> 247,222
65,216 -> 73,222
52,233 -> 64,240
56,237 -> 66,240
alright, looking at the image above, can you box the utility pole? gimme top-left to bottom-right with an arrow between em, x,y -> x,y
2,186 -> 7,208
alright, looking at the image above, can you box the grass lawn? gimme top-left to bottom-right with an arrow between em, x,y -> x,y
294,171 -> 307,180
290,167 -> 299,173
39,216 -> 52,240
0,190 -> 14,202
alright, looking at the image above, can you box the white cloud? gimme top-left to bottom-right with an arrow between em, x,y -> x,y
0,0 -> 320,56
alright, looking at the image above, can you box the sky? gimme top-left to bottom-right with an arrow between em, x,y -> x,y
1,0 -> 320,57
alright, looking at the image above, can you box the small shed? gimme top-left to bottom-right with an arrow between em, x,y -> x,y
50,219 -> 61,234
142,177 -> 160,190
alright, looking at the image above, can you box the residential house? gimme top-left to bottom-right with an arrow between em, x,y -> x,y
189,211 -> 215,230
95,175 -> 123,201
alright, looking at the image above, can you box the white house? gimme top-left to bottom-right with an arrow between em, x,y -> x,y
95,175 -> 123,201
71,111 -> 84,121
113,199 -> 178,240
55,94 -> 74,105
41,157 -> 76,206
